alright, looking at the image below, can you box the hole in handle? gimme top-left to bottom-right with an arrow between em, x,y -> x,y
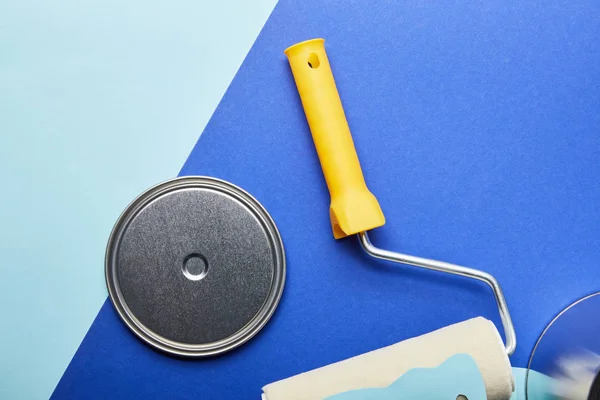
307,53 -> 320,69
456,395 -> 468,400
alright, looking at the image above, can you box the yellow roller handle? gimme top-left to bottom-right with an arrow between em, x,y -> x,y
285,38 -> 385,239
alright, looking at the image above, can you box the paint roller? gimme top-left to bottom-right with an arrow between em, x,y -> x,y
262,38 -> 518,400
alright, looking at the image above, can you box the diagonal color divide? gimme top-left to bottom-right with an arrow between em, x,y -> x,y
0,1 -> 278,399
51,0 -> 600,399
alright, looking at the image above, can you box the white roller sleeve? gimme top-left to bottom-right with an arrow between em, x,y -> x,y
262,317 -> 514,400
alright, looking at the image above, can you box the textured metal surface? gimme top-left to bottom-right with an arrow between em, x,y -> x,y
106,176 -> 285,357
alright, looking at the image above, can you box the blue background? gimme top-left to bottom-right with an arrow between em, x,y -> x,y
52,0 -> 600,398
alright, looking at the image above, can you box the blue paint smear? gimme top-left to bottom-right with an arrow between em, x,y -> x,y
326,354 -> 486,400
325,362 -> 558,400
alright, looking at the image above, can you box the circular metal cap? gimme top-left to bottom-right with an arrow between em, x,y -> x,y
106,176 -> 285,357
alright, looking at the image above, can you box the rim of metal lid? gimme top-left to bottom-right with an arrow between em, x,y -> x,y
105,176 -> 286,357
526,292 -> 600,399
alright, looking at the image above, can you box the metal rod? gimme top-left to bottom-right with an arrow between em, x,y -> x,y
358,231 -> 516,356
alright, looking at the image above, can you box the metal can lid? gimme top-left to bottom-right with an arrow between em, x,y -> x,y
105,176 -> 285,357
527,292 -> 600,399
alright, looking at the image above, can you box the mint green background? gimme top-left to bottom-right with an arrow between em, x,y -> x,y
0,1 -> 277,398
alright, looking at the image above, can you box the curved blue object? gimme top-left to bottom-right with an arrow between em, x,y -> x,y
326,354 -> 486,400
